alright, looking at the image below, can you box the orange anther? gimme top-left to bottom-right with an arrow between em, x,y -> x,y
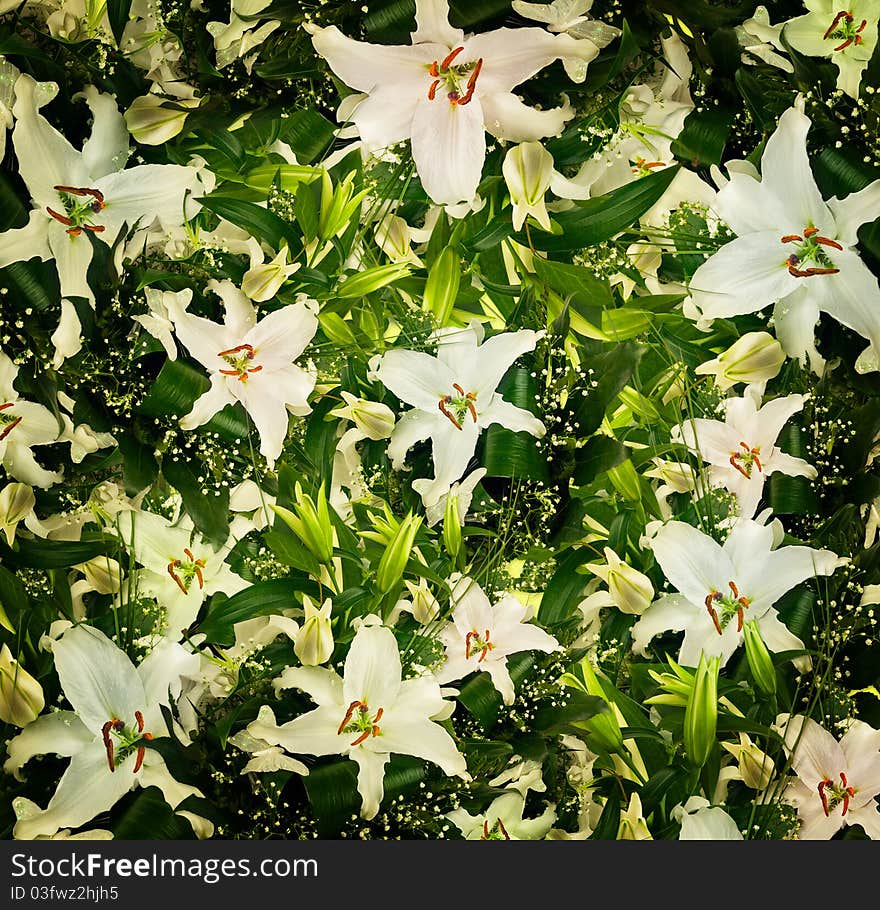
440,46 -> 464,69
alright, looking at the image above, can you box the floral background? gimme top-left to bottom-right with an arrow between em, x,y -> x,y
0,0 -> 879,841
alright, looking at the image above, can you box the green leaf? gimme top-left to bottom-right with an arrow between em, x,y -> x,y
538,549 -> 592,626
117,434 -> 159,496
573,435 -> 628,486
112,787 -> 194,840
481,367 -> 548,482
671,109 -> 733,168
304,755 -> 427,836
2,536 -> 115,569
573,342 -> 645,435
0,566 -> 26,632
198,195 -> 297,250
533,691 -> 611,733
197,578 -> 306,644
458,652 -> 536,729
161,456 -> 231,547
533,167 -> 681,253
279,109 -> 336,163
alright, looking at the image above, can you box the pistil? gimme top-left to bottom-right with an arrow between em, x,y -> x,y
438,383 -> 478,430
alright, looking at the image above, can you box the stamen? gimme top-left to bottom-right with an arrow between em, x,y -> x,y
705,593 -> 723,636
428,79 -> 440,100
728,580 -> 739,599
133,733 -> 152,773
841,772 -> 854,815
167,560 -> 188,595
780,234 -> 802,243
815,236 -> 843,250
497,818 -> 510,839
46,207 -> 73,226
823,10 -> 852,38
0,416 -> 22,441
834,37 -> 854,50
455,58 -> 482,106
818,777 -> 832,816
729,453 -> 751,479
338,700 -> 364,735
465,630 -> 476,659
217,343 -> 255,358
439,397 -> 463,430
102,720 -> 116,773
440,46 -> 464,69
429,61 -> 439,77
135,710 -> 145,733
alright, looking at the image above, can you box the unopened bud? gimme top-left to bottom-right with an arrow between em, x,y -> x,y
376,513 -> 421,594
241,246 -> 300,302
694,331 -> 785,391
443,492 -> 463,560
0,482 -> 35,546
722,733 -> 775,790
502,141 -> 553,231
589,547 -> 653,615
402,580 -> 440,624
683,652 -> 719,769
330,391 -> 395,440
124,94 -> 199,145
0,644 -> 44,727
294,595 -> 334,666
742,620 -> 777,697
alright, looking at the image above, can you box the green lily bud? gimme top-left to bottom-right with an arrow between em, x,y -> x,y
0,482 -> 35,547
443,491 -> 463,560
423,245 -> 460,326
742,620 -> 777,697
272,482 -> 334,565
376,512 -> 421,594
607,459 -> 641,502
318,169 -> 369,241
337,263 -> 412,299
294,595 -> 334,666
0,644 -> 44,727
683,652 -> 720,769
694,331 -> 785,392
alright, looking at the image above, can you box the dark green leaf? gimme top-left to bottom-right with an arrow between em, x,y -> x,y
161,456 -> 230,546
197,578 -> 306,644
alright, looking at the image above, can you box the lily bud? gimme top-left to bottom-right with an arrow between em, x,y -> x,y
722,733 -> 775,791
502,141 -> 553,231
607,459 -> 642,502
294,595 -> 334,666
402,580 -> 440,624
77,557 -> 122,595
742,619 -> 777,697
694,331 -> 785,391
329,391 -> 395,440
617,793 -> 652,840
589,547 -> 653,615
443,491 -> 463,560
319,169 -> 369,241
124,94 -> 199,145
242,246 -> 300,302
0,644 -> 44,727
423,245 -> 460,326
0,482 -> 35,546
272,483 -> 334,565
376,513 -> 421,594
683,652 -> 720,769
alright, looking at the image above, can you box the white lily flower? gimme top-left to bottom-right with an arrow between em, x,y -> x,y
0,351 -> 63,489
228,706 -> 310,775
369,322 -> 545,507
12,798 -> 113,840
123,93 -> 200,145
447,790 -> 557,840
784,0 -> 877,99
116,509 -> 249,640
674,796 -> 743,840
391,578 -> 441,625
688,101 -> 880,374
208,0 -> 280,72
133,287 -> 193,360
776,713 -> 880,839
246,617 -> 469,820
293,595 -> 334,666
631,518 -> 842,668
172,279 -> 318,467
0,74 -> 207,309
436,574 -> 559,705
4,625 -> 202,839
306,0 -> 598,205
673,391 -> 817,519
